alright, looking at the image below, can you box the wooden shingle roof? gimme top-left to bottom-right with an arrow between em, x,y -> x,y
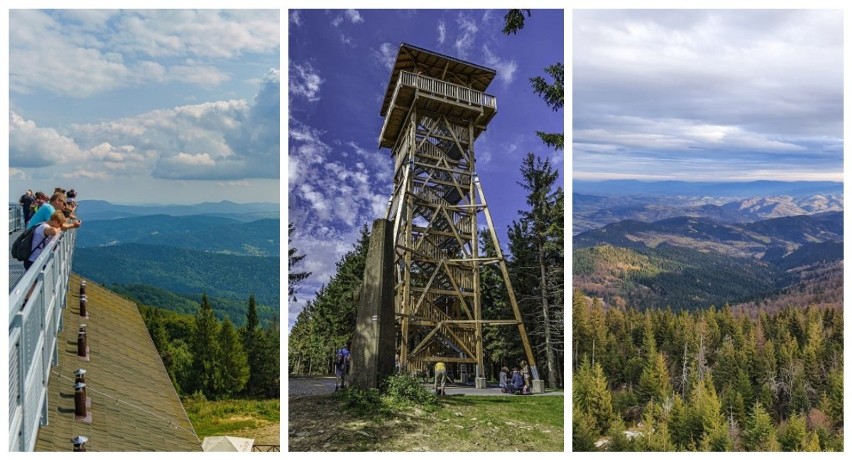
35,274 -> 201,452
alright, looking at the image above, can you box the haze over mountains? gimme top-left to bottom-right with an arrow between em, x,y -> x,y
573,181 -> 842,312
574,180 -> 842,234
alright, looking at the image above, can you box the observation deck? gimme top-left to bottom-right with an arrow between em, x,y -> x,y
8,205 -> 200,451
378,43 -> 497,149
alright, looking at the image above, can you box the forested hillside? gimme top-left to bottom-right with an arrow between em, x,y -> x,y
140,294 -> 279,400
572,291 -> 843,452
112,284 -> 277,326
74,243 -> 279,307
77,215 -> 279,256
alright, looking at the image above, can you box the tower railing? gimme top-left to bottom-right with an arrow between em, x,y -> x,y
398,71 -> 497,109
8,227 -> 77,452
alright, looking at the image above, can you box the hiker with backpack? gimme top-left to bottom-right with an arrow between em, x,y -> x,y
21,211 -> 66,271
334,344 -> 351,391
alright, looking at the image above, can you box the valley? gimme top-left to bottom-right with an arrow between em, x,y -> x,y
572,182 -> 842,312
72,201 -> 280,325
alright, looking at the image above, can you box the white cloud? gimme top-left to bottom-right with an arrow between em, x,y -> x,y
9,112 -> 84,167
454,13 -> 479,59
482,44 -> 517,86
374,42 -> 397,71
289,62 -> 323,102
9,10 -> 279,98
290,11 -> 302,27
437,20 -> 446,45
12,68 -> 279,182
345,10 -> 364,24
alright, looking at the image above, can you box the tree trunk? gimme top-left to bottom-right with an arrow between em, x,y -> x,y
538,243 -> 558,389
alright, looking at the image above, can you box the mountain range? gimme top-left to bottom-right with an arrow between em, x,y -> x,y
76,199 -> 279,222
71,202 -> 280,322
573,184 -> 843,312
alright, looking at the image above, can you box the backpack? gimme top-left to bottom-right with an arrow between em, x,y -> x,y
11,225 -> 47,262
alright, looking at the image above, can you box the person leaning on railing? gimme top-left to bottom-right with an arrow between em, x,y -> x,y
27,192 -> 82,231
24,211 -> 66,271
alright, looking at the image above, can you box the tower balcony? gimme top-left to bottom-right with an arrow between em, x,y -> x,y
379,71 -> 497,149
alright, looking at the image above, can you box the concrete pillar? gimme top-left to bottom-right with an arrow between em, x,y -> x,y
350,219 -> 396,390
475,377 -> 486,389
532,380 -> 545,394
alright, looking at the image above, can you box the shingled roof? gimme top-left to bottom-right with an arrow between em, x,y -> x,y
35,274 -> 201,452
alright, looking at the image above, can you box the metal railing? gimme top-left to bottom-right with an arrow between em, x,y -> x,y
9,204 -> 24,234
8,227 -> 77,452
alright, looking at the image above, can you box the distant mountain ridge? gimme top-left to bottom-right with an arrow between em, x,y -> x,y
575,211 -> 842,259
77,199 -> 280,221
76,214 -> 279,256
574,192 -> 842,234
573,180 -> 842,197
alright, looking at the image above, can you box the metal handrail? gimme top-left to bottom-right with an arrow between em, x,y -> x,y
8,227 -> 77,452
9,204 -> 24,234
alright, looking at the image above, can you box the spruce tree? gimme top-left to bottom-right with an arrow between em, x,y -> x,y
743,401 -> 780,451
574,358 -> 616,435
243,294 -> 263,396
218,317 -> 249,397
191,293 -> 223,398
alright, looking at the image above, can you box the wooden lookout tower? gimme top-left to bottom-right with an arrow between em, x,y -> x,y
378,43 -> 541,391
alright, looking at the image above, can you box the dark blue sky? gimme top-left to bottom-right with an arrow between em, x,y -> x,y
288,9 -> 564,326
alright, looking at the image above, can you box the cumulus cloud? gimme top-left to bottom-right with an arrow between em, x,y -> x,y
289,62 -> 323,102
11,68 -> 279,182
9,112 -> 85,167
10,10 -> 279,98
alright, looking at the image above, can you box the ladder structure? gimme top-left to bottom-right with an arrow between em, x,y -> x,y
378,43 -> 540,389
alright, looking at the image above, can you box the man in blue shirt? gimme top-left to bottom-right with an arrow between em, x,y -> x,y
27,193 -> 81,231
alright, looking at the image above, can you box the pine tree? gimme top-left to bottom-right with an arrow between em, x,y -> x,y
501,10 -> 563,150
288,222 -> 311,301
778,412 -> 808,451
190,293 -> 223,398
509,153 -> 564,388
637,351 -> 672,406
243,294 -> 263,396
743,401 -> 780,451
574,358 -> 616,435
218,317 -> 249,397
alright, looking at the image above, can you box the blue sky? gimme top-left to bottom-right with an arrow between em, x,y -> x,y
573,9 -> 843,182
288,9 -> 564,326
7,9 -> 280,205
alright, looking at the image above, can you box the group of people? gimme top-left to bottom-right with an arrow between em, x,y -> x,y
332,345 -> 534,396
18,188 -> 83,271
499,359 -> 532,395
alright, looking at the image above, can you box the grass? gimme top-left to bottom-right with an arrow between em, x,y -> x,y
183,397 -> 280,439
289,393 -> 563,451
